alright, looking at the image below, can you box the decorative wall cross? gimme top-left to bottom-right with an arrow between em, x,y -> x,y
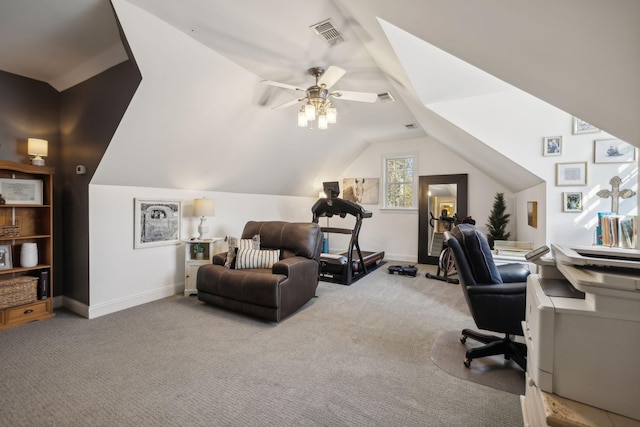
596,176 -> 636,214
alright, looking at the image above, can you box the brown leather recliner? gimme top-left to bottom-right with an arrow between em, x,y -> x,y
196,221 -> 323,322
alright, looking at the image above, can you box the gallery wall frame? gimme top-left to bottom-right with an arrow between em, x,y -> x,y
527,201 -> 538,227
556,162 -> 587,186
563,192 -> 583,212
593,139 -> 637,163
543,136 -> 562,156
572,117 -> 599,135
134,198 -> 182,249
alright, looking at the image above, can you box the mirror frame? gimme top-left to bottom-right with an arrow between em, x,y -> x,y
418,174 -> 468,264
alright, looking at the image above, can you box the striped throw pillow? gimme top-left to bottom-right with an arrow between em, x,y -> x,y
224,235 -> 260,268
235,248 -> 280,269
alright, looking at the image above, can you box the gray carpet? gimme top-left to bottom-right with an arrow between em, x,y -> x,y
0,264 -> 524,427
430,330 -> 525,395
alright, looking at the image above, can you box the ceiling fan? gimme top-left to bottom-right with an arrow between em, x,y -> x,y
261,66 -> 377,129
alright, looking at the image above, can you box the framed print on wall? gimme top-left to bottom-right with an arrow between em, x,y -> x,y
556,162 -> 587,186
134,198 -> 182,249
543,136 -> 562,156
563,192 -> 583,212
572,117 -> 599,135
594,139 -> 637,163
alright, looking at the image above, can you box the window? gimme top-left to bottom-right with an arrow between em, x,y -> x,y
383,154 -> 416,208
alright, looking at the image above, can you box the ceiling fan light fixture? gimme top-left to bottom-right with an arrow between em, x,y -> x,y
318,113 -> 328,130
326,104 -> 337,124
298,107 -> 308,127
305,102 -> 316,120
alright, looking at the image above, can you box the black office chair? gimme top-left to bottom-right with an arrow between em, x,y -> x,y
444,224 -> 530,371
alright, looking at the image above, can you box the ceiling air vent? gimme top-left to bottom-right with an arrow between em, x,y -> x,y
405,123 -> 418,130
310,19 -> 344,47
378,92 -> 395,103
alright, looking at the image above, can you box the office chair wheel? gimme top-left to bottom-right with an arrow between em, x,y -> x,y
464,357 -> 471,368
460,335 -> 467,344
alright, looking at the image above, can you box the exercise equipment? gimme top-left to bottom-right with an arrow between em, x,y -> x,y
311,197 -> 385,285
424,214 -> 475,284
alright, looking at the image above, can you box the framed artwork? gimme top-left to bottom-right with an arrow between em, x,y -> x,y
572,117 -> 599,135
342,178 -> 379,204
0,244 -> 12,270
556,162 -> 587,186
543,136 -> 562,156
0,178 -> 43,205
593,139 -> 637,163
527,201 -> 538,228
563,192 -> 583,212
134,199 -> 182,249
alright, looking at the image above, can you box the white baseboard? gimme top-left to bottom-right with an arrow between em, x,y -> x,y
62,283 -> 184,319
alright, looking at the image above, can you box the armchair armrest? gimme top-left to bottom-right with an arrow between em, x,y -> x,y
497,263 -> 530,283
272,256 -> 318,276
212,252 -> 227,266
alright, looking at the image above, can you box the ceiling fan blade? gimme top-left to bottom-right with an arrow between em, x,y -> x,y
330,90 -> 378,103
272,97 -> 305,110
317,66 -> 346,89
261,80 -> 305,92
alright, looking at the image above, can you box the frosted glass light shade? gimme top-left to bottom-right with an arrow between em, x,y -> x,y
318,113 -> 328,130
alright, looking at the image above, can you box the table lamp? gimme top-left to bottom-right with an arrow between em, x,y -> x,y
28,138 -> 48,166
193,197 -> 215,239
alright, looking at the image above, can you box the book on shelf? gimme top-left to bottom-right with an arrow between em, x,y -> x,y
596,213 -> 637,248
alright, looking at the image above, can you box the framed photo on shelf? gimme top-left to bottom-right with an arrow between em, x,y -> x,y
593,139 -> 636,163
556,162 -> 587,186
563,192 -> 583,212
0,178 -> 43,205
134,198 -> 182,249
0,244 -> 12,270
543,136 -> 562,156
572,117 -> 599,135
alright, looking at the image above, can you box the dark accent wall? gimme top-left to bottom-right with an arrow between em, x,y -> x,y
59,60 -> 141,304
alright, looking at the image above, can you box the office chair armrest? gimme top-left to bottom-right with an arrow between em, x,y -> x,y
497,263 -> 530,283
466,281 -> 527,296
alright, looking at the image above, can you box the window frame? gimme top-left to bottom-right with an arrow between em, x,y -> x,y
381,153 -> 418,210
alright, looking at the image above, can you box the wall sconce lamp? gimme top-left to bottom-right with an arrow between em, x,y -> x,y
28,138 -> 48,166
193,197 -> 215,240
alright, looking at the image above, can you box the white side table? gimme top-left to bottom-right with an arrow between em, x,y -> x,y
184,238 -> 223,296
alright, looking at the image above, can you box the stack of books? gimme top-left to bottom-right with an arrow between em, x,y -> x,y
596,212 -> 637,248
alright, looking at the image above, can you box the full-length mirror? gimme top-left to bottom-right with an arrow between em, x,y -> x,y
418,174 -> 468,264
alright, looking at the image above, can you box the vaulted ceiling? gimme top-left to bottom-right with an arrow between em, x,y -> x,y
1,0 -> 638,196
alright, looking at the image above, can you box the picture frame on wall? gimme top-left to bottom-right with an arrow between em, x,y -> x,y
572,117 -> 599,135
543,136 -> 562,156
556,162 -> 587,186
0,244 -> 13,270
593,139 -> 637,163
563,192 -> 583,212
134,198 -> 182,249
0,178 -> 43,205
527,201 -> 538,228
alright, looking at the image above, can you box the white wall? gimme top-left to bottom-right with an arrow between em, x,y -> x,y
430,89 -> 638,246
86,184 -> 315,319
333,136 -> 515,262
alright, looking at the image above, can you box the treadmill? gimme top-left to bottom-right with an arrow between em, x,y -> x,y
311,195 -> 385,285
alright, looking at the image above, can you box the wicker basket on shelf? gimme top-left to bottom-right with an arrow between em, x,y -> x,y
0,224 -> 19,238
0,276 -> 37,309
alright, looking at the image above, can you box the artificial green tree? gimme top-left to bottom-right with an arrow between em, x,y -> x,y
486,192 -> 511,249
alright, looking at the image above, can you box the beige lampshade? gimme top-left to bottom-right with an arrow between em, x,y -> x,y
27,138 -> 48,157
193,198 -> 214,217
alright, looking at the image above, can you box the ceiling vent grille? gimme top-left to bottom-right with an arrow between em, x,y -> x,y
405,123 -> 418,130
378,92 -> 395,103
310,19 -> 344,47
